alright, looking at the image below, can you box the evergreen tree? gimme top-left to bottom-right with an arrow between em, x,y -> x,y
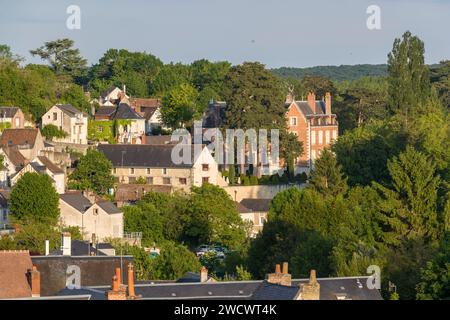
373,146 -> 440,245
387,31 -> 430,122
309,148 -> 348,198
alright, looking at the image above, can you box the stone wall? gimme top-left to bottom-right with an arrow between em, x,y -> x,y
223,184 -> 304,202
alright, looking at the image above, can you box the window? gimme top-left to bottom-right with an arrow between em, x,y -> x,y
318,131 -> 323,144
146,168 -> 151,174
179,178 -> 187,185
2,210 -> 7,221
290,117 -> 297,126
202,164 -> 209,171
325,130 -> 330,144
93,208 -> 99,216
311,131 -> 316,145
163,177 -> 171,185
202,177 -> 209,184
332,130 -> 338,140
162,168 -> 167,175
259,215 -> 267,226
128,177 -> 136,183
130,168 -> 135,175
147,177 -> 153,185
53,112 -> 57,121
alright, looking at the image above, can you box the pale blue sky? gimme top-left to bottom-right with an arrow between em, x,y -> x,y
0,0 -> 449,68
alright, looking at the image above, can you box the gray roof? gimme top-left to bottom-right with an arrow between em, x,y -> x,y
49,239 -> 107,257
97,201 -> 122,214
53,276 -> 383,300
60,192 -> 93,212
240,199 -> 271,212
97,144 -> 196,168
113,103 -> 143,120
56,104 -> 84,117
95,106 -> 116,117
0,106 -> 19,118
286,100 -> 327,116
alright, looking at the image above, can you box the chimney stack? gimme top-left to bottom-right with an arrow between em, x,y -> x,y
267,262 -> 292,287
200,266 -> 209,283
298,270 -> 320,300
325,92 -> 331,115
115,267 -> 122,285
61,232 -> 71,256
307,92 -> 316,113
45,240 -> 49,256
127,263 -> 136,299
106,275 -> 127,300
28,265 -> 41,297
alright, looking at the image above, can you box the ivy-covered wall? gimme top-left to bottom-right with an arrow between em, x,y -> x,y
88,120 -> 116,144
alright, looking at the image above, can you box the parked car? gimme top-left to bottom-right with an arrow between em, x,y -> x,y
195,244 -> 212,257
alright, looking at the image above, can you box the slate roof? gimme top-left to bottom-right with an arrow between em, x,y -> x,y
100,86 -> 118,99
97,201 -> 122,214
240,199 -> 271,212
98,144 -> 197,168
0,128 -> 39,148
55,104 -> 84,117
0,106 -> 19,118
113,103 -> 143,120
286,100 -> 327,116
235,201 -> 252,214
49,239 -> 106,257
0,189 -> 10,208
37,156 -> 64,174
0,250 -> 32,299
115,184 -> 173,203
94,106 -> 117,118
60,192 -> 93,212
252,281 -> 299,300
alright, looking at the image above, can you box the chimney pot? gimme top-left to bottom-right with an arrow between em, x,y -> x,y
28,265 -> 41,297
61,232 -> 71,256
128,263 -> 136,298
112,275 -> 119,292
282,262 -> 289,275
115,267 -> 122,285
325,92 -> 332,116
275,264 -> 281,274
307,92 -> 316,113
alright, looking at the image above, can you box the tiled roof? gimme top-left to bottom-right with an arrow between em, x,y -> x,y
0,106 -> 19,118
145,135 -> 174,145
2,146 -> 27,168
100,86 -> 119,99
0,250 -> 32,299
0,128 -> 39,148
240,199 -> 271,212
98,144 -> 197,168
130,98 -> 161,109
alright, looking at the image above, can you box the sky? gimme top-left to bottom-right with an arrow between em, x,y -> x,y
0,0 -> 449,68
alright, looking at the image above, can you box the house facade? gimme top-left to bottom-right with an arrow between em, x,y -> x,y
0,106 -> 25,131
98,144 -> 226,191
41,104 -> 88,145
59,192 -> 124,242
129,98 -> 164,134
286,92 -> 338,173
0,128 -> 45,160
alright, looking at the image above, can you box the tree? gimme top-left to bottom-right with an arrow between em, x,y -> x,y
309,148 -> 348,198
0,44 -> 22,64
148,241 -> 201,280
280,131 -> 303,180
300,75 -> 336,98
186,184 -> 246,249
10,172 -> 60,224
416,233 -> 450,300
373,146 -> 440,245
222,62 -> 285,130
30,38 -> 87,77
68,149 -> 114,195
387,31 -> 430,122
41,124 -> 68,140
160,83 -> 200,129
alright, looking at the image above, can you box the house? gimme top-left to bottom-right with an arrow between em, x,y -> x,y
98,144 -> 227,191
0,128 -> 45,160
0,190 -> 10,227
10,156 -> 65,194
129,98 -> 164,134
0,106 -> 25,131
236,198 -> 270,237
0,146 -> 28,187
49,235 -> 116,257
41,104 -> 88,145
114,184 -> 173,207
0,250 -> 41,299
93,103 -> 146,144
54,263 -> 383,300
99,86 -> 129,107
59,191 -> 124,241
286,92 -> 338,173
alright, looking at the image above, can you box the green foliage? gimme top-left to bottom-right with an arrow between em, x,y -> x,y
41,124 -> 68,140
30,38 -> 87,78
88,120 -> 116,143
280,131 -> 304,180
388,31 -> 430,121
69,149 -> 114,195
309,148 -> 348,198
160,83 -> 200,129
10,173 -> 60,224
222,62 -> 285,130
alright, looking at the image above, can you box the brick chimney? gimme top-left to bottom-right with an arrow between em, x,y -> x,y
200,266 -> 209,283
266,262 -> 292,286
106,275 -> 127,300
299,270 -> 320,300
61,232 -> 71,256
28,265 -> 40,297
307,92 -> 316,113
325,92 -> 332,115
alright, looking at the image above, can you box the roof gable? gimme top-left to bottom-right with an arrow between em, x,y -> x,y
0,250 -> 33,299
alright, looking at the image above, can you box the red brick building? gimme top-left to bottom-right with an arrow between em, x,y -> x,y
285,92 -> 338,173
